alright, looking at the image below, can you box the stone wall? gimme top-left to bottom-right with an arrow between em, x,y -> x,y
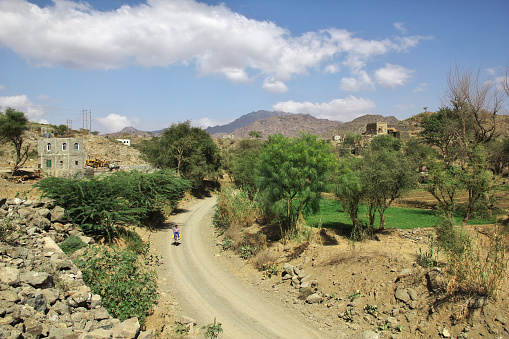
0,197 -> 153,339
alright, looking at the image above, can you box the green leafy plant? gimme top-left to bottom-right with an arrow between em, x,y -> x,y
418,233 -> 441,268
0,216 -> 15,243
240,244 -> 257,259
174,322 -> 189,335
74,245 -> 158,325
58,235 -> 87,255
262,263 -> 280,278
346,290 -> 363,302
202,318 -> 223,339
364,304 -> 379,317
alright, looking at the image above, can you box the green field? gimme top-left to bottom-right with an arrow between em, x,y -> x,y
304,198 -> 497,231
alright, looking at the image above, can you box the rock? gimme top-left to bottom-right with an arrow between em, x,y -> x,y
468,297 -> 487,309
37,208 -> 52,219
24,317 -> 44,338
442,327 -> 451,337
85,328 -> 113,338
407,288 -> 418,301
0,267 -> 20,286
138,330 -> 154,339
283,263 -> 294,275
0,290 -> 21,303
20,271 -> 54,289
111,317 -> 140,339
394,286 -> 410,303
23,292 -> 48,313
50,206 -> 68,223
305,293 -> 323,304
426,268 -> 446,292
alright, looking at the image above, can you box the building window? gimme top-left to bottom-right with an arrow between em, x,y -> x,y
46,160 -> 51,168
62,143 -> 67,151
74,143 -> 80,150
46,143 -> 51,151
75,161 -> 79,166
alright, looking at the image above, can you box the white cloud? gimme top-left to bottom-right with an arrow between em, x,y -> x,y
272,96 -> 376,121
375,63 -> 414,88
339,71 -> 374,91
324,64 -> 340,74
413,83 -> 428,93
0,0 -> 430,89
0,95 -> 46,122
394,22 -> 407,34
36,94 -> 50,100
262,77 -> 288,93
191,117 -> 234,129
95,114 -> 133,133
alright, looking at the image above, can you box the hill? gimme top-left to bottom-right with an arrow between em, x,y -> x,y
206,110 -> 292,135
218,114 -> 342,139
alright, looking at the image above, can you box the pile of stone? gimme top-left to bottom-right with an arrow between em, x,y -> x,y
281,262 -> 323,304
0,197 -> 152,339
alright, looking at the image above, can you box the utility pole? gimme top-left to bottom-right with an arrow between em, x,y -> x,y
89,109 -> 92,135
67,119 -> 72,130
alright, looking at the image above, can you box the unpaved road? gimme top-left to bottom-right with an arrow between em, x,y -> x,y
153,197 -> 325,339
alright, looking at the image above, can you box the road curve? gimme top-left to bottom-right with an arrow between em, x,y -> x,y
154,196 -> 324,339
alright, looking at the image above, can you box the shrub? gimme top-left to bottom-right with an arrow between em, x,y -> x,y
74,245 -> 158,325
35,170 -> 191,240
213,185 -> 259,231
0,217 -> 15,243
202,318 -> 223,339
59,235 -> 87,255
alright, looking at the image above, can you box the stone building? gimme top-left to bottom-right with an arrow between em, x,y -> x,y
365,122 -> 388,135
38,137 -> 87,178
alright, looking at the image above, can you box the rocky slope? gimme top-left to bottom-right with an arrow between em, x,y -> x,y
218,114 -> 342,139
0,197 -> 153,339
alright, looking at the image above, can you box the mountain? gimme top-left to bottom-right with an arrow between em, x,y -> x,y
103,126 -> 154,138
206,110 -> 292,135
221,114 -> 342,139
321,114 -> 399,138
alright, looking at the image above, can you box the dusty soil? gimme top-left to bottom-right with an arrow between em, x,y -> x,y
141,197 -> 509,339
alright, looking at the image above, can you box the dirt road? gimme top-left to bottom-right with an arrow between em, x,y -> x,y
153,197 -> 325,339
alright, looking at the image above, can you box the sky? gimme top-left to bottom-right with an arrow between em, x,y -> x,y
0,0 -> 508,134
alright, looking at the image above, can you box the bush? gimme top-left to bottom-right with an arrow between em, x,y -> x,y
59,235 -> 87,255
0,217 -> 15,243
74,245 -> 158,325
35,170 -> 191,240
213,185 -> 259,232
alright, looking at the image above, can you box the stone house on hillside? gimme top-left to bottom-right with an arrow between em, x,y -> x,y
365,122 -> 388,135
38,137 -> 87,178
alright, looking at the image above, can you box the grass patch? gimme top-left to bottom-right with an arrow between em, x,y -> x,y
305,198 -> 497,230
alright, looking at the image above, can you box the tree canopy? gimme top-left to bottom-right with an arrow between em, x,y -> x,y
0,107 -> 30,173
140,121 -> 221,188
255,133 -> 336,231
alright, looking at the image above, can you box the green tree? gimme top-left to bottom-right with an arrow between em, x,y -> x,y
333,155 -> 364,239
361,135 -> 417,230
54,124 -> 69,136
229,139 -> 262,194
140,121 -> 221,188
342,132 -> 363,148
420,66 -> 506,224
255,133 -> 336,232
248,130 -> 262,139
0,107 -> 30,173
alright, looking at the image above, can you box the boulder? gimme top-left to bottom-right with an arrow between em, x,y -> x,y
20,271 -> 54,289
305,293 -> 323,304
0,267 -> 20,286
50,206 -> 68,223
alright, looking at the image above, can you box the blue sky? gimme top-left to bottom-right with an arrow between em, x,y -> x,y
0,0 -> 508,133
